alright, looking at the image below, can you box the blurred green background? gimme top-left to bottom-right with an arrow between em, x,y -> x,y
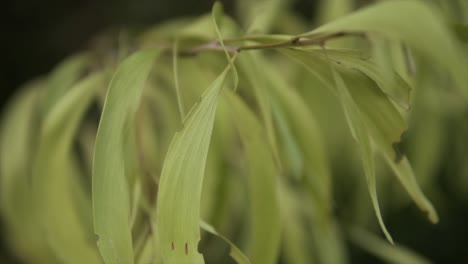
1,0 -> 467,263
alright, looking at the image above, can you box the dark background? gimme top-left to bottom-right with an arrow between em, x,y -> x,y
1,0 -> 467,263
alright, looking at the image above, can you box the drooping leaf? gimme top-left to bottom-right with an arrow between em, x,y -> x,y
156,64 -> 232,264
34,72 -> 105,263
282,47 -> 437,226
236,52 -> 281,169
349,227 -> 431,264
226,90 -> 281,264
40,53 -> 90,117
236,0 -> 288,33
278,184 -> 314,264
0,82 -> 54,263
302,0 -> 468,98
264,60 -> 348,263
313,48 -> 412,109
282,47 -> 393,242
200,221 -> 251,264
326,58 -> 394,244
93,49 -> 161,264
316,0 -> 353,23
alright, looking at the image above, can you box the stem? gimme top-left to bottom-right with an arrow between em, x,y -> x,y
177,32 -> 364,56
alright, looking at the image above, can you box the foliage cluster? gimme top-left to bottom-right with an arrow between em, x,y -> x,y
1,0 -> 467,263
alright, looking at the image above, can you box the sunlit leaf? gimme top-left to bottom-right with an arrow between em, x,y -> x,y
327,57 -> 394,244
93,49 -> 161,264
156,64 -> 232,264
302,0 -> 468,97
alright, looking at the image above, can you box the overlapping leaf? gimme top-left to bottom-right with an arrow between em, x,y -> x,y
302,0 -> 468,98
34,73 -> 105,263
93,49 -> 161,264
0,83 -> 53,263
226,91 -> 281,264
156,65 -> 231,264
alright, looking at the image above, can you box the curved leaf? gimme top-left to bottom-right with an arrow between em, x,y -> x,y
93,49 -> 161,264
226,91 -> 281,264
34,73 -> 105,263
0,82 -> 54,263
156,64 -> 231,264
200,221 -> 251,264
302,0 -> 468,98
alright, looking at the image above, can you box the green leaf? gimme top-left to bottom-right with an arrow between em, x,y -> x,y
226,90 -> 281,264
326,58 -> 394,244
301,0 -> 468,98
212,1 -> 239,89
282,48 -> 393,242
200,221 -> 251,264
156,64 -> 232,264
93,49 -> 161,264
344,67 -> 438,224
0,82 -> 54,263
34,72 -> 105,263
349,227 -> 431,264
282,47 -> 437,226
236,52 -> 281,172
278,185 -> 313,264
236,0 -> 288,33
41,53 -> 90,117
317,0 -> 353,23
314,48 -> 412,109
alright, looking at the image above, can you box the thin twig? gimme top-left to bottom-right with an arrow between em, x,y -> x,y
177,31 -> 365,56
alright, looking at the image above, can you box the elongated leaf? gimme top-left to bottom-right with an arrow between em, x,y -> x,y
283,47 -> 393,242
41,53 -> 90,117
282,48 -> 437,225
93,49 -> 161,264
278,184 -> 313,264
34,72 -> 105,263
236,53 -> 281,169
264,54 -> 332,208
264,61 -> 347,263
344,70 -> 438,224
226,91 -> 281,264
156,65 -> 231,264
0,82 -> 54,263
314,48 -> 412,109
317,0 -> 353,23
349,227 -> 431,264
327,59 -> 394,244
302,0 -> 468,97
200,221 -> 251,264
237,0 -> 287,33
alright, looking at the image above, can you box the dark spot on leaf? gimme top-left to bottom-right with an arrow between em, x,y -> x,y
171,242 -> 174,251
185,242 -> 188,255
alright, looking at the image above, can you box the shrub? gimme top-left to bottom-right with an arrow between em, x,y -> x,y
1,0 -> 467,263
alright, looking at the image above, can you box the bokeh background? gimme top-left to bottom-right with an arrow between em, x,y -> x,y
1,0 -> 467,263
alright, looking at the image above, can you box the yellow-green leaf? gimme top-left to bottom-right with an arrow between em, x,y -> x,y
93,49 -> 161,264
34,72 -> 105,263
156,64 -> 232,264
226,90 -> 281,264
